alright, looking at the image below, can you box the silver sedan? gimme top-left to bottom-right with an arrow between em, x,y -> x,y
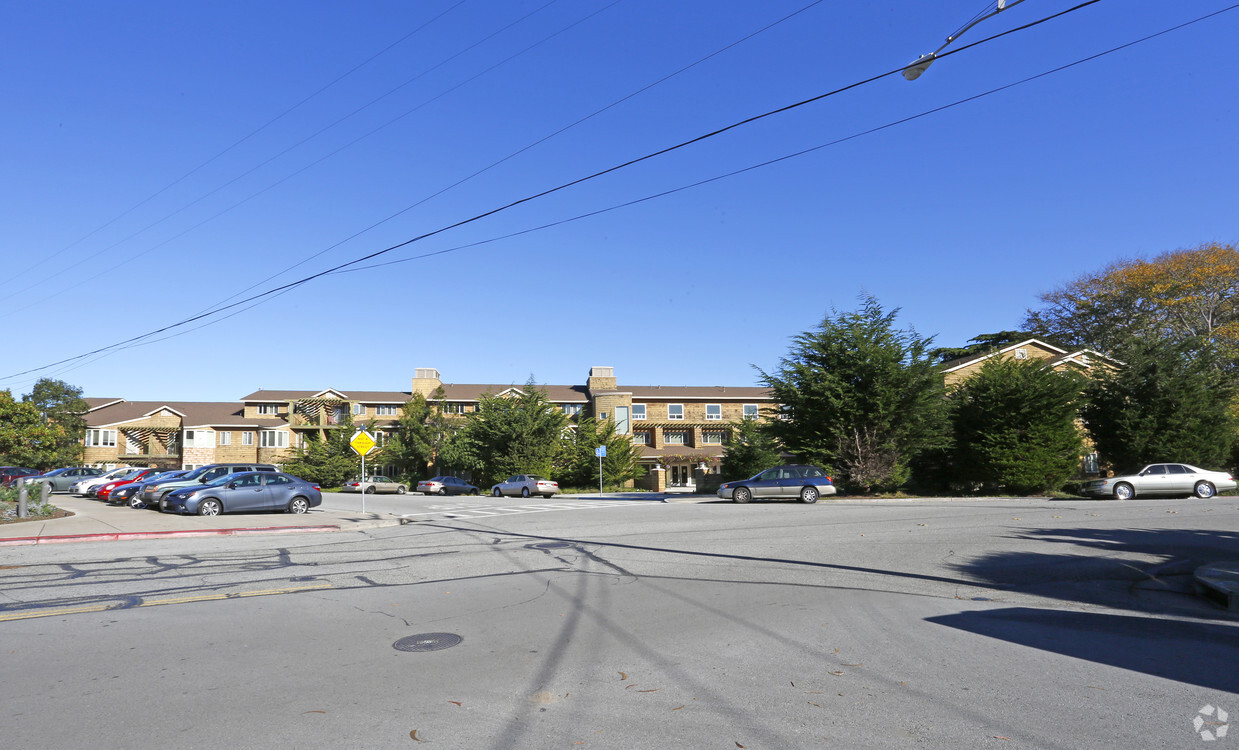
1081,463 -> 1236,500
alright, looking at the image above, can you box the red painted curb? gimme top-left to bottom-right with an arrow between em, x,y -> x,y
0,525 -> 340,546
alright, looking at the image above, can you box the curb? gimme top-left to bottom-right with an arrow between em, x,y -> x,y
0,525 -> 341,547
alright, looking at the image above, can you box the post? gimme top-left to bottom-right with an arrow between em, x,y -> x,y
40,481 -> 50,506
17,482 -> 28,518
599,452 -> 603,497
360,452 -> 366,514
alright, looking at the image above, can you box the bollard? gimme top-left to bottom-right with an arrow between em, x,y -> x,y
40,481 -> 51,506
17,482 -> 28,518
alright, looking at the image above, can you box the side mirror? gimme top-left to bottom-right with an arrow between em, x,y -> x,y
227,482 -> 238,490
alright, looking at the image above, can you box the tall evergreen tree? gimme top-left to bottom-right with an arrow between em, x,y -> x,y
459,381 -> 567,486
1082,338 -> 1236,472
557,412 -> 640,489
22,378 -> 88,466
758,295 -> 949,493
950,358 -> 1084,494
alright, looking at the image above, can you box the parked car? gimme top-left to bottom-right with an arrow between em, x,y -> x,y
160,471 -> 322,516
139,463 -> 278,507
417,476 -> 480,496
341,476 -> 408,495
717,465 -> 837,504
0,467 -> 39,487
1080,463 -> 1237,500
20,467 -> 104,492
489,474 -> 559,499
113,470 -> 189,508
95,468 -> 161,502
71,466 -> 140,496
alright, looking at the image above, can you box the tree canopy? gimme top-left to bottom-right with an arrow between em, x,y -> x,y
719,417 -> 782,482
0,390 -> 75,469
758,295 -> 949,493
457,381 -> 568,487
950,358 -> 1084,494
1024,242 -> 1239,367
1081,337 -> 1236,473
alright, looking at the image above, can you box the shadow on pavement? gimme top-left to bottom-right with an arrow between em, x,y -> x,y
927,606 -> 1239,693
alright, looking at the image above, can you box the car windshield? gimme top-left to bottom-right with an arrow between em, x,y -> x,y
202,472 -> 247,487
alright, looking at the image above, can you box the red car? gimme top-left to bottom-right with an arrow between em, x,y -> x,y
1,467 -> 40,487
96,469 -> 161,502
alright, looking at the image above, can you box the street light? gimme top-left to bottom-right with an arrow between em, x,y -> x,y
902,0 -> 1028,80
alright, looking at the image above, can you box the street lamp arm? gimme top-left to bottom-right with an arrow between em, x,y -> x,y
902,0 -> 1029,80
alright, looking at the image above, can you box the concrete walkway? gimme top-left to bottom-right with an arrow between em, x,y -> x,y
0,494 -> 402,546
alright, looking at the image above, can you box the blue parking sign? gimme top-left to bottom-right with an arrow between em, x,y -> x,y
595,446 -> 606,458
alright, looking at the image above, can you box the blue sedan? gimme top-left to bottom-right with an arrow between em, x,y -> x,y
161,471 -> 322,516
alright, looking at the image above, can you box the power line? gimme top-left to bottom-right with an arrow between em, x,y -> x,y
14,0 -> 1223,384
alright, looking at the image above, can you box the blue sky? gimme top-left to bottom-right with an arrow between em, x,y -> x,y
2,0 -> 1236,401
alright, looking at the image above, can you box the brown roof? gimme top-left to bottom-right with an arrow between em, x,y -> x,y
85,400 -> 286,429
240,389 -> 410,402
625,385 -> 771,400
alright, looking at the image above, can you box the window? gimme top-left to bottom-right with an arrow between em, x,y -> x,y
183,430 -> 197,447
242,431 -> 255,446
702,430 -> 725,445
632,404 -> 646,420
265,474 -> 291,486
374,431 -> 387,447
218,432 -> 231,446
561,404 -> 582,415
85,429 -> 117,447
257,404 -> 279,415
443,403 -> 463,414
260,431 -> 289,448
632,431 -> 650,445
705,404 -> 722,421
1083,452 -> 1099,474
664,431 -> 686,445
353,403 -> 366,415
743,404 -> 759,420
375,405 -> 398,416
668,404 -> 684,420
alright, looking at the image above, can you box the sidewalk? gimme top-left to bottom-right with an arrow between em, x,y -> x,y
0,494 -> 403,547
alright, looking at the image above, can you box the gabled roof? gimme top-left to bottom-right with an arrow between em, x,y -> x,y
240,389 -> 412,402
85,400 -> 287,429
940,338 -> 1068,373
624,385 -> 772,401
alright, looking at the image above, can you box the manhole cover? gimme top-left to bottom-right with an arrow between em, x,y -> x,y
527,541 -> 574,550
393,633 -> 463,652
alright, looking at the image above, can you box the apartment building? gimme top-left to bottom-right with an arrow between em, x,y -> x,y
83,367 -> 775,490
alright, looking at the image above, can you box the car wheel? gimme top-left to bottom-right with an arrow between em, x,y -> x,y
288,497 -> 310,514
198,499 -> 222,516
1194,481 -> 1216,499
438,488 -> 447,496
800,486 -> 819,504
733,487 -> 751,504
129,496 -> 147,510
521,487 -> 531,498
1113,482 -> 1133,501
470,489 -> 479,496
365,486 -> 377,495
396,486 -> 406,495
492,488 -> 502,497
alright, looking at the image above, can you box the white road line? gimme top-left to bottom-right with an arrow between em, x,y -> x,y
399,501 -> 660,521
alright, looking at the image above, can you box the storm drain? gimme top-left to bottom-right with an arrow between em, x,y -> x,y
393,633 -> 463,652
526,541 -> 575,550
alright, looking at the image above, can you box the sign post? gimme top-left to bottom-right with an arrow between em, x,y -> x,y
350,430 -> 377,513
595,445 -> 606,497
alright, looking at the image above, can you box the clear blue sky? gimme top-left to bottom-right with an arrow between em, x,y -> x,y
2,0 -> 1236,401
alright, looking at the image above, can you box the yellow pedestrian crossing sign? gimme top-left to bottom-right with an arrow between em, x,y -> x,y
350,430 -> 376,456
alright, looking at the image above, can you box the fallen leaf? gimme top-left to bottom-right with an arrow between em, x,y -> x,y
672,706 -> 685,711
448,701 -> 462,706
916,523 -> 926,526
637,689 -> 659,693
736,743 -> 746,749
1012,517 -> 1021,521
619,672 -> 628,681
301,710 -> 326,714
994,737 -> 1010,741
410,729 -> 424,742
625,684 -> 634,690
808,701 -> 820,707
900,681 -> 906,686
828,671 -> 844,676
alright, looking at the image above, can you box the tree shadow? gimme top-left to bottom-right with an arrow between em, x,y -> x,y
950,526 -> 1239,619
927,607 -> 1239,693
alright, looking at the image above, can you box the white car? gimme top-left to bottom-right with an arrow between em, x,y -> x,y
1081,463 -> 1237,500
69,466 -> 139,496
490,475 -> 560,499
340,476 -> 408,495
